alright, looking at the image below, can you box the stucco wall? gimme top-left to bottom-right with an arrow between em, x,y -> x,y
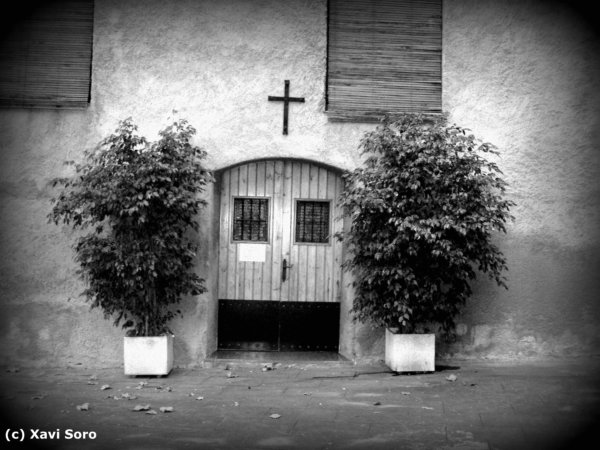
440,0 -> 600,358
0,0 -> 598,368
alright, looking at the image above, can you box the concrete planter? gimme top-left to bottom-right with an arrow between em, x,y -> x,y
123,334 -> 174,376
385,329 -> 435,372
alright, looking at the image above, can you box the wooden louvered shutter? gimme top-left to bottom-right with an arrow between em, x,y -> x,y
327,0 -> 442,122
0,0 -> 94,109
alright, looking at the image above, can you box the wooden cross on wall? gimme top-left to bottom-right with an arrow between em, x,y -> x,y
268,80 -> 305,135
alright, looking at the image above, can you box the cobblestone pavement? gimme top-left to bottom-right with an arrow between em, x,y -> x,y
1,357 -> 599,449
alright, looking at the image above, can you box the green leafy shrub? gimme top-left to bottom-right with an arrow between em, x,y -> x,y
49,117 -> 214,336
338,114 -> 514,334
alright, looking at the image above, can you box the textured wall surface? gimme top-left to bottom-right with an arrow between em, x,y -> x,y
441,0 -> 600,359
0,0 -> 598,368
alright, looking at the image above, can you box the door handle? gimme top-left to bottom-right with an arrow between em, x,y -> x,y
282,259 -> 293,282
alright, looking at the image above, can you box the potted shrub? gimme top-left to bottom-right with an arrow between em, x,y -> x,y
338,114 -> 514,372
49,116 -> 213,375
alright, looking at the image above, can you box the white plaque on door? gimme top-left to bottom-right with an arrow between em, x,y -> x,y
238,243 -> 266,262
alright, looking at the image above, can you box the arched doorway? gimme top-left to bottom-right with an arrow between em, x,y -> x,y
216,159 -> 344,352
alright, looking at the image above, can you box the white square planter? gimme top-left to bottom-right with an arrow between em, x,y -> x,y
123,335 -> 174,376
385,329 -> 435,372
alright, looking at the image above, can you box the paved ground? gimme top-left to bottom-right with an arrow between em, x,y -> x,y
1,356 -> 599,450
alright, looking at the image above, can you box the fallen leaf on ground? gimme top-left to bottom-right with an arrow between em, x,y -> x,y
226,372 -> 238,378
269,413 -> 281,419
101,384 -> 111,390
446,374 -> 457,382
196,396 -> 204,401
146,410 -> 157,415
76,403 -> 89,411
133,404 -> 151,411
160,406 -> 174,413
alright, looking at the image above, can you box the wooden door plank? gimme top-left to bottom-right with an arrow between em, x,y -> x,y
227,167 -> 241,299
294,162 -> 311,302
286,161 -> 301,301
250,162 -> 265,300
218,170 -> 230,299
331,173 -> 344,302
314,166 -> 329,302
305,163 -> 320,301
325,168 -> 339,303
236,164 -> 249,300
279,160 -> 293,301
257,161 -> 272,300
269,160 -> 283,301
243,163 -> 257,300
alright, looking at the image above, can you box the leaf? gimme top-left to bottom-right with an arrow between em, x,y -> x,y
76,403 -> 89,411
133,404 -> 151,411
269,414 -> 281,419
159,406 -> 174,413
196,396 -> 204,401
446,374 -> 457,382
100,384 -> 111,390
146,409 -> 157,415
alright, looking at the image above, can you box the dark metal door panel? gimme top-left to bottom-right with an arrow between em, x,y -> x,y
279,302 -> 340,351
217,300 -> 279,351
217,300 -> 340,352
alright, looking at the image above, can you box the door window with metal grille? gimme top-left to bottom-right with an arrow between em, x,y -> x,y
295,200 -> 330,244
233,197 -> 269,242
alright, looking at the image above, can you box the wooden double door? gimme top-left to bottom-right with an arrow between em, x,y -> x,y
217,159 -> 344,351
